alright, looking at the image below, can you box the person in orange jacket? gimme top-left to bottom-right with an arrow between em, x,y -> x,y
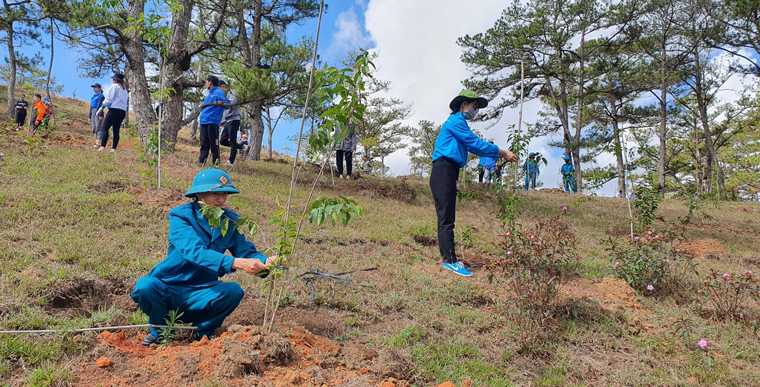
32,94 -> 50,132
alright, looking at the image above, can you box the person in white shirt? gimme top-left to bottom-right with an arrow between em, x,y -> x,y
96,73 -> 130,152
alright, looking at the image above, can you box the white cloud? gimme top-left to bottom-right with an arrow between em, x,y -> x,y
328,5 -> 373,56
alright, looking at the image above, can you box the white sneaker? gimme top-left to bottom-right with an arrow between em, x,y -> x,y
223,161 -> 233,167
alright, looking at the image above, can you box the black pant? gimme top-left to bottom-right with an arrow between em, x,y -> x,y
100,108 -> 126,149
220,120 -> 240,164
430,157 -> 460,264
478,167 -> 484,183
16,112 -> 26,126
336,150 -> 353,176
199,123 -> 220,165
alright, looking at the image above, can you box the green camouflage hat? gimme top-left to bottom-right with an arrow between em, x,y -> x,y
449,89 -> 489,111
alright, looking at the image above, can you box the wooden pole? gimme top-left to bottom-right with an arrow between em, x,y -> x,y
514,59 -> 524,192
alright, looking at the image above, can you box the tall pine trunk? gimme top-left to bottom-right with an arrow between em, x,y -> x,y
5,21 -> 16,119
160,0 -> 195,152
658,35 -> 667,194
574,29 -> 586,192
246,0 -> 265,160
610,98 -> 626,195
123,0 -> 157,146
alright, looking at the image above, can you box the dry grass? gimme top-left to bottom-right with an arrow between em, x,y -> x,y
1,95 -> 760,386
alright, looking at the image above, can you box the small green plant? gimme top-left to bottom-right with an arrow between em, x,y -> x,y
487,216 -> 580,331
456,189 -> 480,201
23,135 -> 44,154
671,316 -> 698,340
695,269 -> 760,323
137,128 -> 169,181
605,226 -> 694,294
570,196 -> 588,208
308,196 -> 363,227
494,191 -> 522,230
158,309 -> 184,346
633,188 -> 661,230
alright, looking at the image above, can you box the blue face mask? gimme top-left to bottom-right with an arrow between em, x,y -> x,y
462,105 -> 479,120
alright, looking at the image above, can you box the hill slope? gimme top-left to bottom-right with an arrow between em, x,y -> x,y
1,95 -> 760,386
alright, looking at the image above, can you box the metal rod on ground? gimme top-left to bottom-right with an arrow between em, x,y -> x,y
0,324 -> 198,335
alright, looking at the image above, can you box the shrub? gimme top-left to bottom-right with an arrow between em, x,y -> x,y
604,226 -> 694,294
633,188 -> 661,230
695,269 -> 760,323
487,216 -> 580,330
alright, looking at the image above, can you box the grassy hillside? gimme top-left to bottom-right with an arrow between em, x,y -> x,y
1,95 -> 760,386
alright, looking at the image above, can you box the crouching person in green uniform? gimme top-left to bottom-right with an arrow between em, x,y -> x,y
132,169 -> 275,345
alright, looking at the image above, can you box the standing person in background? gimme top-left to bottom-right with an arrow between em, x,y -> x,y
198,76 -> 230,166
218,80 -> 241,167
481,141 -> 497,183
431,90 -> 517,276
88,83 -> 105,148
561,155 -> 577,194
361,155 -> 372,176
336,123 -> 357,179
14,95 -> 28,131
239,134 -> 249,156
97,73 -> 129,152
477,157 -> 485,183
523,152 -> 540,190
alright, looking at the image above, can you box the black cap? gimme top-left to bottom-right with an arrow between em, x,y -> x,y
91,83 -> 102,88
111,73 -> 125,82
218,80 -> 226,86
206,76 -> 219,87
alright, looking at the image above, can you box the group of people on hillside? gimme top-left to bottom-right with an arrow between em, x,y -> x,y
14,93 -> 52,133
476,150 -> 577,194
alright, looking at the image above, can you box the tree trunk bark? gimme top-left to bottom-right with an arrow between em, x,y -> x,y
610,98 -> 626,195
658,35 -> 667,194
189,57 -> 204,140
693,55 -> 725,199
266,106 -> 274,159
574,29 -> 586,192
246,0 -> 265,161
5,20 -> 16,119
46,17 -> 55,127
160,0 -> 195,152
123,0 -> 156,146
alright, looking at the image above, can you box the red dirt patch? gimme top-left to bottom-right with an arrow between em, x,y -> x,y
560,276 -> 655,334
75,325 -> 383,387
561,276 -> 649,314
679,238 -> 727,260
53,132 -> 91,146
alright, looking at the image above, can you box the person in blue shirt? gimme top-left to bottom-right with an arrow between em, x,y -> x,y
481,142 -> 497,183
198,76 -> 231,165
131,169 -> 275,345
88,83 -> 105,148
561,155 -> 577,194
523,152 -> 540,190
431,90 -> 517,276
